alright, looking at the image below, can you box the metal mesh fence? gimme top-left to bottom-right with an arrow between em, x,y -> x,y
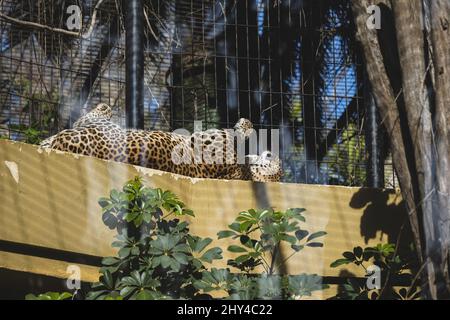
0,0 -> 397,187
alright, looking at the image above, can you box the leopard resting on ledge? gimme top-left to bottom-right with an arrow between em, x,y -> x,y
39,104 -> 283,182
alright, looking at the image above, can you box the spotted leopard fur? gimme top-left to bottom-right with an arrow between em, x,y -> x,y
245,151 -> 283,182
40,103 -> 112,148
40,104 -> 282,182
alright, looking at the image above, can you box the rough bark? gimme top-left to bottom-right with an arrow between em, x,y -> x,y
351,0 -> 450,299
351,0 -> 423,260
391,0 -> 438,298
429,0 -> 450,294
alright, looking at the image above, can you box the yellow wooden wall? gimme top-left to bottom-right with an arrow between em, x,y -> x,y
0,140 -> 406,299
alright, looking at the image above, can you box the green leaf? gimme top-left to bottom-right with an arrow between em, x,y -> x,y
102,212 -> 117,230
330,258 -> 352,268
257,275 -> 282,299
104,293 -> 123,300
194,238 -> 213,253
306,242 -> 323,248
173,243 -> 191,254
362,249 -> 375,261
135,290 -> 156,300
234,254 -> 252,264
102,257 -> 120,266
353,246 -> 363,259
98,197 -> 112,208
172,252 -> 189,265
118,247 -> 131,259
26,292 -> 73,300
124,211 -> 139,223
142,211 -> 153,223
182,208 -> 195,217
287,274 -> 326,298
343,251 -> 356,260
239,221 -> 253,233
307,231 -> 327,242
239,235 -> 251,245
217,230 -> 237,239
131,246 -> 140,256
287,208 -> 306,215
295,230 -> 309,241
228,245 -> 248,253
102,270 -> 116,289
119,286 -> 136,299
281,234 -> 298,245
229,223 -> 241,233
58,292 -> 74,300
286,208 -> 306,222
291,244 -> 304,252
257,209 -> 271,220
110,189 -> 121,201
200,247 -> 223,263
160,255 -> 173,269
380,243 -> 395,256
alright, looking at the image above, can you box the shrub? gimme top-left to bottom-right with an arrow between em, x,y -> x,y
214,208 -> 328,299
26,292 -> 73,300
27,177 -> 327,300
330,244 -> 420,300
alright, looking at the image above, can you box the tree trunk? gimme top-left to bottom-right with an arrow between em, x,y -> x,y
351,0 -> 450,299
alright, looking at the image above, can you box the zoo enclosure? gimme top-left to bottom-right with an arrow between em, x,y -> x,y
0,0 -> 396,187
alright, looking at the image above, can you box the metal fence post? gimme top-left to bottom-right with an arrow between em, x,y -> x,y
124,0 -> 145,129
365,75 -> 384,188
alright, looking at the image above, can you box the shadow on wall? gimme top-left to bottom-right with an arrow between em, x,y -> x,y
332,190 -> 411,300
251,182 -> 288,275
0,268 -> 90,300
350,188 -> 412,250
332,269 -> 359,299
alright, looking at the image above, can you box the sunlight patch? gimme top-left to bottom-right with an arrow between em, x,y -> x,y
4,161 -> 19,184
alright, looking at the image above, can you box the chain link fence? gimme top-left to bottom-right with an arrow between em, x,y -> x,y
0,0 -> 397,187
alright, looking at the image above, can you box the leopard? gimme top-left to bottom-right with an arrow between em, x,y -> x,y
41,105 -> 282,182
39,103 -> 113,148
244,151 -> 283,182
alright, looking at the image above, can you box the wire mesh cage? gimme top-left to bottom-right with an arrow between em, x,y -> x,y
0,0 -> 397,187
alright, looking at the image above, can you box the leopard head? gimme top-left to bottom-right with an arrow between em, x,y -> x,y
246,151 -> 283,182
89,103 -> 112,119
73,103 -> 113,127
234,118 -> 254,139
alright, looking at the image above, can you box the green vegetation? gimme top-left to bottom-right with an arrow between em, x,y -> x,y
7,79 -> 59,145
26,177 -> 327,300
26,292 -> 73,300
330,244 -> 420,300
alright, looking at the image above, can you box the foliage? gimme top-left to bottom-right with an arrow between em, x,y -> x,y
218,208 -> 326,274
8,124 -> 47,145
330,244 -> 420,300
7,78 -> 59,145
328,123 -> 366,186
26,177 -> 327,300
212,207 -> 328,299
25,292 -> 73,300
86,177 -> 218,300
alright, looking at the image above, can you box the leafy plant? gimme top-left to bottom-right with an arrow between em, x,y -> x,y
25,292 -> 73,300
7,79 -> 59,145
86,177 -> 221,300
206,208 -> 328,299
26,177 -> 328,300
330,244 -> 420,300
8,124 -> 47,145
218,208 -> 327,275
